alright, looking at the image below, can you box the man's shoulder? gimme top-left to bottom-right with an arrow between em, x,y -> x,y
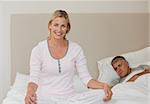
137,65 -> 149,69
132,65 -> 149,71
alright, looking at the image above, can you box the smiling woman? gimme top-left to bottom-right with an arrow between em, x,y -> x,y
47,10 -> 70,73
24,10 -> 112,104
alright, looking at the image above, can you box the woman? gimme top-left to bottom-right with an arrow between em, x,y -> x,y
25,10 -> 112,104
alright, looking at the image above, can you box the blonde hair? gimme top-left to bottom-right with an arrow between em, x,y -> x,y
48,10 -> 71,35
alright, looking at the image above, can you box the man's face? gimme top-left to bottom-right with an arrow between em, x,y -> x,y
112,59 -> 130,78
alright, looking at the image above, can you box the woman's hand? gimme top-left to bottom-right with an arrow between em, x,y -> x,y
103,83 -> 113,102
87,79 -> 113,101
25,91 -> 37,104
25,82 -> 38,104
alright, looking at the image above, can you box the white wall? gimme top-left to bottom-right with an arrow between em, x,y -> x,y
0,2 -> 11,102
0,3 -> 4,102
149,0 -> 150,46
0,0 -> 148,103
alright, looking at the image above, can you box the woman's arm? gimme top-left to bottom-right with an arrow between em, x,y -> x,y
75,46 -> 112,101
25,82 -> 38,104
87,79 -> 105,89
87,79 -> 112,101
25,44 -> 42,104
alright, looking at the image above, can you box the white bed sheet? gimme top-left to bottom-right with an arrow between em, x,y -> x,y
3,74 -> 150,104
2,62 -> 150,104
2,87 -> 25,104
2,88 -> 107,104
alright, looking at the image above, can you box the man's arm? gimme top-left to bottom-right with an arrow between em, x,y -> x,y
127,68 -> 150,82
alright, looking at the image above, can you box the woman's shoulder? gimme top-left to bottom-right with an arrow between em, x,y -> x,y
38,39 -> 47,45
36,39 -> 47,46
69,40 -> 82,50
32,39 -> 47,51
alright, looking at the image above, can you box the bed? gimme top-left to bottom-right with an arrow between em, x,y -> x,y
2,47 -> 150,104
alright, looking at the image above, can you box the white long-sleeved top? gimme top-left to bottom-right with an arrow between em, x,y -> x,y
29,40 -> 92,97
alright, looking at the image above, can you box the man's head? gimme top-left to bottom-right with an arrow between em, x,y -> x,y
111,56 -> 131,78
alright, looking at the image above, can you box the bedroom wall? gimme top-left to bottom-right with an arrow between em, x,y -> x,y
0,3 -> 5,102
0,3 -> 11,103
0,0 -> 148,103
149,0 -> 150,46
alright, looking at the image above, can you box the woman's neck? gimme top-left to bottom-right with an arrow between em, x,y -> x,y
48,37 -> 67,48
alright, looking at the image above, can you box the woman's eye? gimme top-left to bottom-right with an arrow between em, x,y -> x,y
54,24 -> 58,26
62,25 -> 66,28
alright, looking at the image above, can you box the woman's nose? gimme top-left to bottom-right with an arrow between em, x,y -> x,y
58,26 -> 63,31
56,26 -> 61,31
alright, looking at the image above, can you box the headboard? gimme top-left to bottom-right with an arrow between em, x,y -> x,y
11,13 -> 148,84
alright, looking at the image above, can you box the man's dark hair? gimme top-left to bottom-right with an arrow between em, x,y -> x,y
111,56 -> 126,65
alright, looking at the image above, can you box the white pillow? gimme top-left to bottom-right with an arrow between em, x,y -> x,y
12,73 -> 88,93
121,47 -> 150,67
97,57 -> 120,86
12,72 -> 29,95
97,46 -> 150,86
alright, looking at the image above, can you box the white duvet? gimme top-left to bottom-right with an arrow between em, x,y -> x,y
3,73 -> 150,104
110,73 -> 150,104
2,88 -> 106,104
2,60 -> 150,104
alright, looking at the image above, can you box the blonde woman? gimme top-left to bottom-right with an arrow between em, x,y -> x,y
25,10 -> 112,104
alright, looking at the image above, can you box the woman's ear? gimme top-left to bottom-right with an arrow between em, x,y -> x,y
48,22 -> 51,35
48,21 -> 51,29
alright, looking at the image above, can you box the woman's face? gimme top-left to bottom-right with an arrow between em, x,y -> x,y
112,59 -> 130,78
49,17 -> 68,40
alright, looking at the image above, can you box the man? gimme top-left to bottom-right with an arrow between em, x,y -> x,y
111,56 -> 150,82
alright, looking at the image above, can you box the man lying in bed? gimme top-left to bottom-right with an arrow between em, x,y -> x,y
111,56 -> 150,82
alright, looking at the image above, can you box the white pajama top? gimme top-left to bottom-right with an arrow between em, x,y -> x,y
29,40 -> 92,98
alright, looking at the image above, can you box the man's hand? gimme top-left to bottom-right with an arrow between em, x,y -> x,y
144,68 -> 150,73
